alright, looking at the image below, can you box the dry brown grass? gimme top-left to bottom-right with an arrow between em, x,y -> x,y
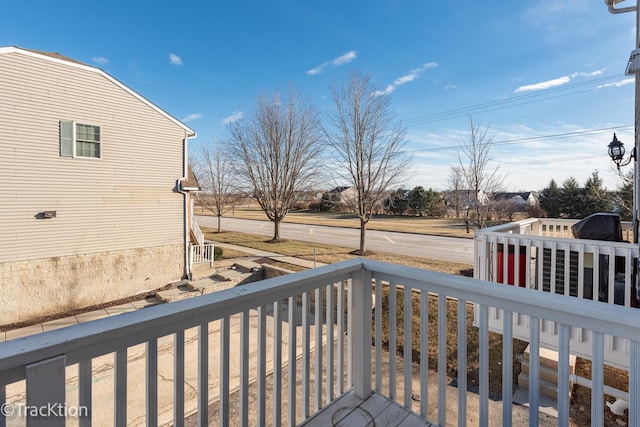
196,206 -> 475,238
376,287 -> 529,398
203,229 -> 471,276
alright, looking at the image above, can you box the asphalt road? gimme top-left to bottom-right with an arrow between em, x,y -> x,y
196,215 -> 474,265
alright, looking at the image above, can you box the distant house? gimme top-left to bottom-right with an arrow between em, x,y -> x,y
0,47 -> 199,323
493,192 -> 539,210
328,186 -> 358,204
442,189 -> 490,209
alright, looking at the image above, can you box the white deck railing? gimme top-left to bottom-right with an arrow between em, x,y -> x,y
189,243 -> 215,268
475,218 -> 638,368
191,219 -> 205,247
1,259 -> 640,426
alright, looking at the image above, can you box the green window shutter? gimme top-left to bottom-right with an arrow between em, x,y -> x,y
60,120 -> 73,157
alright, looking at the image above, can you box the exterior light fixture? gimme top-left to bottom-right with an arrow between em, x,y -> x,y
627,48 -> 640,75
608,133 -> 636,169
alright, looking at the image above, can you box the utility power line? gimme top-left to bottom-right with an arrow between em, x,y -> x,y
404,125 -> 633,153
401,73 -> 630,127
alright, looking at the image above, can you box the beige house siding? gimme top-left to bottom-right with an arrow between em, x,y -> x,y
0,50 -> 188,262
0,48 -> 194,322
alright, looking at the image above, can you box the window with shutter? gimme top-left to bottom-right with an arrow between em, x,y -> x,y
59,120 -> 101,159
59,120 -> 73,157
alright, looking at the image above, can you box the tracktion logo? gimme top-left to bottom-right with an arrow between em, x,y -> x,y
1,402 -> 88,418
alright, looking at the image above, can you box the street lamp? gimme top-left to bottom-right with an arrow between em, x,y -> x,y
607,133 -> 636,169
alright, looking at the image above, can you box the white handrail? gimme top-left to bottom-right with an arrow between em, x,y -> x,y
191,219 -> 205,247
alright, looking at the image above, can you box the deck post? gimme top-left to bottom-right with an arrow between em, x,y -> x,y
26,355 -> 66,427
351,266 -> 372,399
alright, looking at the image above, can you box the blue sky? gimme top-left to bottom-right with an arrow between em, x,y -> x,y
3,1 -> 638,192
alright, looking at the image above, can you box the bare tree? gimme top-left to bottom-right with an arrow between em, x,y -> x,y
227,86 -> 324,242
447,166 -> 464,219
455,116 -> 505,230
198,142 -> 235,232
326,71 -> 410,254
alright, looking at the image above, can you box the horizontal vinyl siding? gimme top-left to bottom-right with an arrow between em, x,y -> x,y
0,52 -> 188,263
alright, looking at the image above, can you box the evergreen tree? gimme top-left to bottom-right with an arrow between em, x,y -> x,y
616,170 -> 633,221
539,179 -> 562,218
582,171 -> 610,216
424,188 -> 447,217
560,176 -> 583,218
387,188 -> 409,215
409,186 -> 429,216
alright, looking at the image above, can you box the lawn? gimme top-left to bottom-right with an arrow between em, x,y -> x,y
196,206 -> 475,239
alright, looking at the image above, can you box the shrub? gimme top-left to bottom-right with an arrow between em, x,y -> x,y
214,246 -> 224,261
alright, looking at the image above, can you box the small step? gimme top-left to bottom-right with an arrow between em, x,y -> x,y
186,277 -> 235,294
233,260 -> 264,273
155,283 -> 200,303
522,346 -> 576,372
130,296 -> 162,309
520,359 -> 568,385
517,373 -> 562,401
518,345 -> 576,401
215,269 -> 247,281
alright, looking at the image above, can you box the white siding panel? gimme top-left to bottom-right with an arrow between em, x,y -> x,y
0,52 -> 188,263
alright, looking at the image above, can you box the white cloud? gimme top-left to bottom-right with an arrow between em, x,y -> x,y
222,111 -> 243,125
307,50 -> 357,75
515,76 -> 571,93
169,53 -> 182,66
332,50 -> 357,66
182,113 -> 202,122
374,62 -> 438,96
515,69 -> 604,93
571,70 -> 603,78
92,56 -> 109,65
374,85 -> 396,96
597,78 -> 634,89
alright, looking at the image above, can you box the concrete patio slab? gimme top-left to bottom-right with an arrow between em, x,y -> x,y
42,316 -> 78,332
75,309 -> 110,323
105,303 -> 137,316
130,297 -> 161,310
156,286 -> 200,303
215,269 -> 245,281
5,324 -> 44,341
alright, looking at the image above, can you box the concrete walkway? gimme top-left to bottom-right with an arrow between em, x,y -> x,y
211,241 -> 326,269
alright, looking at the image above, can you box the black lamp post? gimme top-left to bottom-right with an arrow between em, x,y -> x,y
608,133 -> 636,170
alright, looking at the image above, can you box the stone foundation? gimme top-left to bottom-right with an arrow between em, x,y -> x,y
0,245 -> 184,324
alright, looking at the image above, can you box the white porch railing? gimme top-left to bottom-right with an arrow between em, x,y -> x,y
189,243 -> 215,268
191,219 -> 205,247
475,218 -> 639,369
1,259 -> 640,426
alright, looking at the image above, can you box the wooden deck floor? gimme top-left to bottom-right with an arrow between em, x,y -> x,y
300,391 -> 431,427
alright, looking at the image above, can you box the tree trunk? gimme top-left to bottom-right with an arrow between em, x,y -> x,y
273,219 -> 281,242
359,219 -> 367,254
217,215 -> 221,233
